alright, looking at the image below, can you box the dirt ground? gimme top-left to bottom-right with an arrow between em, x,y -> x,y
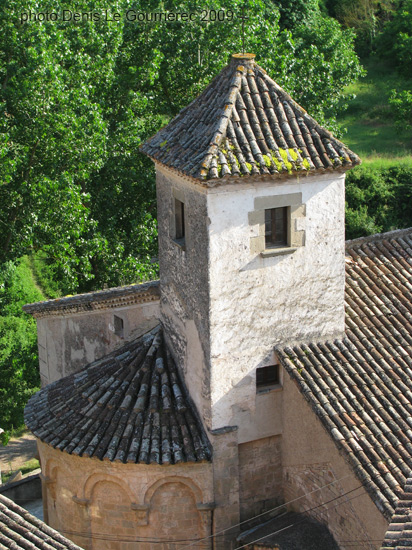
0,432 -> 38,473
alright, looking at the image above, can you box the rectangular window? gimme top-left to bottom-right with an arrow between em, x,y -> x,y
114,315 -> 124,338
175,198 -> 185,242
265,207 -> 288,247
256,365 -> 280,391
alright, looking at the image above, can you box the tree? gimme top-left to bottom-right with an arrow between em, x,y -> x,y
0,0 -> 117,287
374,1 -> 412,138
0,0 -> 363,293
376,0 -> 412,74
0,0 -> 160,292
325,0 -> 398,54
273,0 -> 321,29
389,89 -> 412,131
346,165 -> 412,239
119,0 -> 363,130
0,259 -> 43,442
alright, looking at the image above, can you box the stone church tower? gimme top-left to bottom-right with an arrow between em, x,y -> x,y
139,52 -> 359,543
141,52 -> 357,437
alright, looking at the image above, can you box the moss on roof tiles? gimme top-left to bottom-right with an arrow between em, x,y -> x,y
140,54 -> 360,183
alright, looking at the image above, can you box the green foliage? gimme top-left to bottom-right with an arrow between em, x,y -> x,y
0,259 -> 43,438
0,316 -> 39,431
27,252 -> 62,300
0,258 -> 44,316
337,57 -> 412,159
0,0 -> 160,293
346,164 -> 412,239
326,0 -> 397,55
272,0 -> 320,29
127,0 -> 363,132
0,0 -> 363,294
286,14 -> 364,132
389,89 -> 412,131
377,0 -> 412,76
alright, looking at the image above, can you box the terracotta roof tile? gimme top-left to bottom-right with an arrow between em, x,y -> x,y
0,494 -> 83,550
276,228 -> 412,523
140,54 -> 360,182
381,477 -> 412,549
24,326 -> 211,465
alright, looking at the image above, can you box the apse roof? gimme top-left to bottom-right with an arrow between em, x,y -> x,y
24,326 -> 211,465
276,228 -> 412,521
140,53 -> 360,182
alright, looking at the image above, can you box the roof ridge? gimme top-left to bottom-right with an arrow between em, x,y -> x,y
23,280 -> 160,318
346,227 -> 412,249
198,61 -> 245,178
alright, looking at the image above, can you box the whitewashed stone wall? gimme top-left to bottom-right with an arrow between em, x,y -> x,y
156,166 -> 346,438
35,300 -> 160,385
207,173 -> 346,433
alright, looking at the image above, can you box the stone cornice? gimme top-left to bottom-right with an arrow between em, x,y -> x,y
23,280 -> 160,319
153,157 -> 351,190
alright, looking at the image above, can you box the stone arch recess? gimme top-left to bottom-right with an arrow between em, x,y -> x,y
83,473 -> 136,504
44,458 -> 60,480
144,475 -> 203,506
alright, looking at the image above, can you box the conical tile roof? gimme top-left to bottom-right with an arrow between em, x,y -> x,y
24,326 -> 211,465
140,53 -> 360,182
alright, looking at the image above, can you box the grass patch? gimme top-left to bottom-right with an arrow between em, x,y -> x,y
338,56 -> 412,162
1,459 -> 40,484
9,426 -> 30,439
358,156 -> 412,170
27,251 -> 62,300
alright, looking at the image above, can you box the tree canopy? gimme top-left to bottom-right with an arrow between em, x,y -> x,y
0,0 -> 364,293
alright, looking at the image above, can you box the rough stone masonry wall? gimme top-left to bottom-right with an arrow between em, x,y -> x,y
37,441 -> 214,550
209,428 -> 241,550
283,463 -> 374,550
238,435 -> 283,523
281,374 -> 388,550
156,165 -> 212,428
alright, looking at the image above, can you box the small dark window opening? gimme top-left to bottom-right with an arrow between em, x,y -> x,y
265,207 -> 288,247
175,198 -> 185,242
114,315 -> 124,338
256,365 -> 280,391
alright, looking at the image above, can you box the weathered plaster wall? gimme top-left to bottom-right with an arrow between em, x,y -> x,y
38,441 -> 214,550
238,435 -> 283,522
37,301 -> 159,386
156,166 -> 212,427
281,373 -> 388,550
207,173 -> 346,432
